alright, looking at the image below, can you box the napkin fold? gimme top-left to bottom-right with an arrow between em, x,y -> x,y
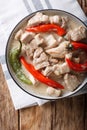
0,0 -> 87,110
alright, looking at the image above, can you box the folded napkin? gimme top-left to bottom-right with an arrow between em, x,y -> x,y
0,0 -> 87,110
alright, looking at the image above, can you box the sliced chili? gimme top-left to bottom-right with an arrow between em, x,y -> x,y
66,41 -> 87,72
20,56 -> 64,89
71,41 -> 87,51
26,24 -> 66,36
66,58 -> 87,72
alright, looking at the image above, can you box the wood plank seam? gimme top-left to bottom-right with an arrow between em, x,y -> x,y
18,110 -> 20,130
82,0 -> 87,14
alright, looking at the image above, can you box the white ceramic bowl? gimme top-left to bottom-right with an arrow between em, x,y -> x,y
6,9 -> 87,100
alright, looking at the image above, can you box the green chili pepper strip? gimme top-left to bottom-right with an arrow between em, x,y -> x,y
16,71 -> 32,85
9,41 -> 32,85
9,41 -> 22,72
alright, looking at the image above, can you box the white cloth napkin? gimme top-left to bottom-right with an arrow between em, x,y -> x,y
0,0 -> 87,110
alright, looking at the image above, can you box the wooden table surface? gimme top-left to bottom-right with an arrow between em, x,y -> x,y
0,1 -> 87,130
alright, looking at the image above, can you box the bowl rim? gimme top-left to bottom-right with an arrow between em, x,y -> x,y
5,9 -> 87,100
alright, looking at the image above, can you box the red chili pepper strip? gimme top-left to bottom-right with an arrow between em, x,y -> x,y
71,41 -> 87,51
66,58 -> 87,72
26,24 -> 66,36
66,41 -> 87,72
20,56 -> 64,89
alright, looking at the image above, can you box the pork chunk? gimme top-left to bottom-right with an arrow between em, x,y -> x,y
41,33 -> 58,49
42,66 -> 54,76
27,12 -> 49,27
20,32 -> 35,43
41,14 -> 49,23
33,48 -> 49,70
15,29 -> 23,40
46,41 -> 69,58
65,53 -> 72,59
64,74 -> 80,91
33,52 -> 48,64
27,12 -> 42,26
49,15 -> 68,28
49,15 -> 61,25
46,87 -> 61,97
54,62 -> 70,76
52,32 -> 65,44
65,26 -> 86,41
73,57 -> 80,63
61,17 -> 68,28
33,47 -> 43,58
33,61 -> 49,70
49,57 -> 58,65
34,34 -> 44,45
25,39 -> 38,58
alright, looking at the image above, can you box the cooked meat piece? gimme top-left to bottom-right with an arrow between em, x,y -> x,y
45,34 -> 57,49
25,39 -> 38,58
27,12 -> 42,26
49,15 -> 61,25
34,61 -> 49,70
61,17 -> 68,28
41,33 -> 58,49
34,34 -> 44,45
42,59 -> 59,76
46,41 -> 69,58
33,49 -> 49,70
59,62 -> 70,74
73,57 -> 80,63
41,14 -> 49,23
20,44 -> 26,56
33,47 -> 43,58
66,53 -> 80,64
25,36 -> 43,59
42,66 -> 54,76
15,29 -> 23,40
49,57 -> 58,65
33,52 -> 48,64
49,15 -> 68,28
20,32 -> 35,43
79,51 -> 87,63
46,87 -> 61,97
64,74 -> 80,91
27,12 -> 49,27
42,66 -> 52,76
52,32 -> 65,44
65,32 -> 71,41
54,62 -> 70,76
67,50 -> 86,63
65,26 -> 86,41
65,53 -> 72,59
